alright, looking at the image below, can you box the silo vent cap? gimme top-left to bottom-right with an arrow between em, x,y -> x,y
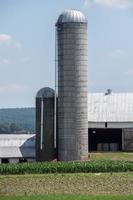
105,89 -> 112,96
56,9 -> 87,25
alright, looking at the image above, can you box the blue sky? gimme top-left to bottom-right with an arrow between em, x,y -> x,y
0,0 -> 133,107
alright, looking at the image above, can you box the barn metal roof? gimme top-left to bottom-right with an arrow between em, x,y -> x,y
88,93 -> 133,122
0,134 -> 35,158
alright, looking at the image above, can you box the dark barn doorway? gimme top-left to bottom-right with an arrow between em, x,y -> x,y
89,128 -> 122,151
1,158 -> 9,164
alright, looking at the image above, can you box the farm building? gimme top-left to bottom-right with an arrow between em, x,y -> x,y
88,92 -> 133,152
35,90 -> 133,162
0,92 -> 133,164
0,134 -> 35,164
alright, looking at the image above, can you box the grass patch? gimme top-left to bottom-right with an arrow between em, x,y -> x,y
0,195 -> 133,200
0,173 -> 132,196
90,152 -> 133,161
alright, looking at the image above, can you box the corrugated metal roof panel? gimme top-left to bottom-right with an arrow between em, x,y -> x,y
88,93 -> 133,122
56,10 -> 87,24
0,134 -> 35,147
0,147 -> 35,158
0,134 -> 35,158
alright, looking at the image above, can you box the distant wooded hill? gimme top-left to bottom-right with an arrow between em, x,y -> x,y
0,108 -> 35,134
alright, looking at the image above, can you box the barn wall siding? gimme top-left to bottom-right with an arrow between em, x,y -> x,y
88,122 -> 133,129
123,128 -> 133,151
10,158 -> 19,164
88,122 -> 105,128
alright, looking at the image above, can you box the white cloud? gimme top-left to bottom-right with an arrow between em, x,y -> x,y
84,0 -> 133,9
13,41 -> 22,49
2,58 -> 10,65
111,49 -> 126,59
0,84 -> 28,94
83,0 -> 93,8
0,33 -> 22,49
0,34 -> 12,44
96,0 -> 133,8
0,58 -> 11,66
20,57 -> 31,63
126,69 -> 133,76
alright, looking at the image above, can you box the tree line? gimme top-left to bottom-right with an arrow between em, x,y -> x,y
0,108 -> 35,134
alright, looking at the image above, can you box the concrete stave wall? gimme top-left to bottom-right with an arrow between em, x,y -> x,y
36,89 -> 55,161
57,23 -> 88,161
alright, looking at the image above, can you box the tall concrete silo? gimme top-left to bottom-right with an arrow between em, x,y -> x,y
56,10 -> 88,161
36,87 -> 55,161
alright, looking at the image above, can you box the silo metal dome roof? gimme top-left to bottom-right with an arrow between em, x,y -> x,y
36,87 -> 54,98
56,9 -> 87,24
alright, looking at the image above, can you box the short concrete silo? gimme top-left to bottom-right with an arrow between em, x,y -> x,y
56,10 -> 88,161
36,87 -> 55,161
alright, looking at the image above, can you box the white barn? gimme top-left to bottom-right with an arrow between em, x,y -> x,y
0,134 -> 35,164
88,92 -> 133,152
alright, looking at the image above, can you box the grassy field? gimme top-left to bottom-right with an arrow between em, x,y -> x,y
0,195 -> 133,200
90,152 -> 133,161
0,173 -> 132,196
0,153 -> 133,199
